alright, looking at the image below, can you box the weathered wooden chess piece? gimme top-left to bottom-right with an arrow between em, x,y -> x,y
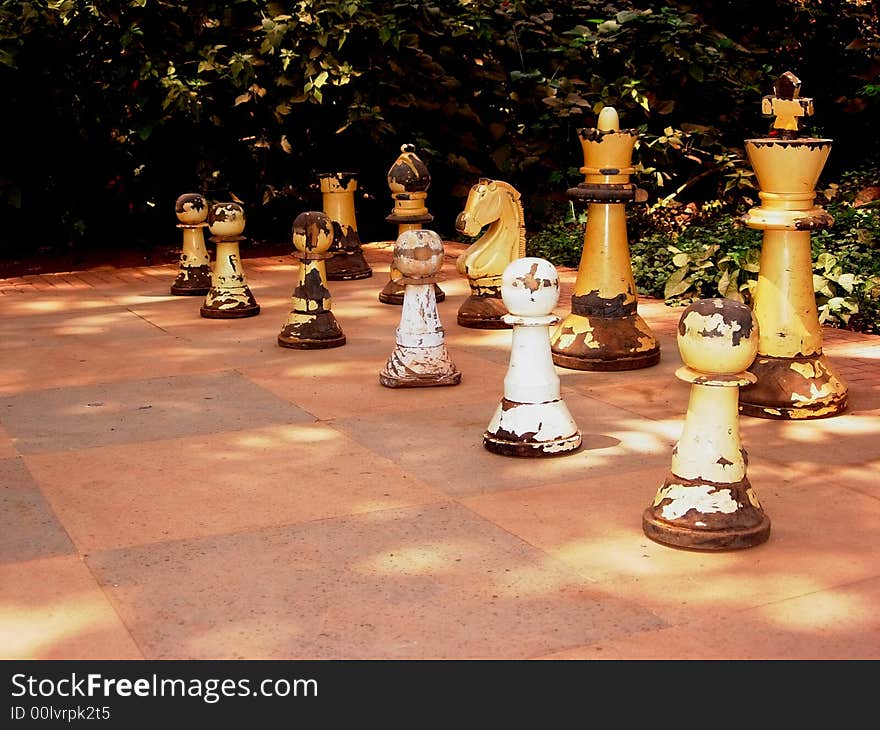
378,144 -> 445,304
170,193 -> 211,296
550,106 -> 659,371
380,229 -> 460,388
739,72 -> 847,419
484,257 -> 581,457
277,211 -> 346,349
454,179 -> 526,329
200,202 -> 260,319
318,172 -> 372,281
643,298 -> 771,551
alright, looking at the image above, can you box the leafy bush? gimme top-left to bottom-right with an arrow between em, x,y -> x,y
1,0 -> 879,260
529,163 -> 880,334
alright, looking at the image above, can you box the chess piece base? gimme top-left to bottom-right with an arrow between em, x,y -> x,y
379,370 -> 461,388
740,353 -> 848,420
483,431 -> 582,458
200,302 -> 261,319
642,475 -> 771,551
379,280 -> 445,305
551,312 -> 660,371
326,251 -> 373,281
171,265 -> 212,296
457,294 -> 511,329
643,509 -> 771,551
278,312 -> 346,350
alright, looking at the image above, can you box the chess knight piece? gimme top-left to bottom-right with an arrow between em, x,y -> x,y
643,298 -> 771,551
200,202 -> 260,319
550,106 -> 659,371
277,211 -> 346,349
378,144 -> 445,304
170,193 -> 211,296
380,229 -> 460,388
483,257 -> 582,457
739,72 -> 847,419
318,172 -> 373,281
454,179 -> 527,329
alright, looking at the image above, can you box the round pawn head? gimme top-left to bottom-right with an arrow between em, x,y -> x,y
677,298 -> 758,376
597,106 -> 620,132
501,257 -> 560,318
292,211 -> 333,256
393,229 -> 444,280
207,202 -> 246,238
387,144 -> 431,194
175,193 -> 208,225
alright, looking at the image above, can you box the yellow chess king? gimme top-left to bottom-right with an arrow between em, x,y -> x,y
739,72 -> 847,419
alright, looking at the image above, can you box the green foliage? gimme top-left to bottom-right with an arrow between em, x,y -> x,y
0,0 -> 879,259
531,163 -> 880,334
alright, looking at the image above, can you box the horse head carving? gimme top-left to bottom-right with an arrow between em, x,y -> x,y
454,179 -> 527,328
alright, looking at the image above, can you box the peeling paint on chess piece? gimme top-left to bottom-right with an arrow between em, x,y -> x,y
200,202 -> 260,319
550,106 -> 659,371
318,172 -> 372,281
278,211 -> 346,350
379,144 -> 445,304
454,179 -> 526,329
170,193 -> 211,296
643,298 -> 771,551
484,257 -> 581,457
380,230 -> 460,388
739,72 -> 847,419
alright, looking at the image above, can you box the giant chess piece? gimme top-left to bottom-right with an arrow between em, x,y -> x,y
200,201 -> 260,319
483,257 -> 582,457
739,72 -> 847,419
643,298 -> 771,551
455,178 -> 526,329
380,229 -> 460,388
318,172 -> 372,281
170,192 -> 211,296
378,144 -> 445,304
550,106 -> 659,371
277,211 -> 346,349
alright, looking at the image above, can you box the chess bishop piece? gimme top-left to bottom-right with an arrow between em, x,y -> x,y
739,72 -> 847,419
550,106 -> 659,371
277,211 -> 346,349
380,229 -> 460,388
484,257 -> 581,457
200,202 -> 260,318
170,193 -> 211,296
454,179 -> 526,329
643,298 -> 771,551
318,172 -> 373,281
379,144 -> 445,304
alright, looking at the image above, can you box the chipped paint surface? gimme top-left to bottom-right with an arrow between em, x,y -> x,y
279,211 -> 345,349
741,353 -> 847,419
654,483 -> 739,520
455,179 -> 526,329
319,172 -> 372,281
484,258 -> 580,457
551,112 -> 658,371
381,234 -> 460,387
200,237 -> 260,319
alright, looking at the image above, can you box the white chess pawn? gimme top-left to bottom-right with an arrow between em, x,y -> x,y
379,229 -> 461,388
484,257 -> 582,457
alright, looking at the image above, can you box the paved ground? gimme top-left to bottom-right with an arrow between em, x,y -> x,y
1,242 -> 878,660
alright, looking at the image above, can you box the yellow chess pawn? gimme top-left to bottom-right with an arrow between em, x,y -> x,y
277,211 -> 346,349
170,193 -> 211,296
643,298 -> 771,551
200,202 -> 260,319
